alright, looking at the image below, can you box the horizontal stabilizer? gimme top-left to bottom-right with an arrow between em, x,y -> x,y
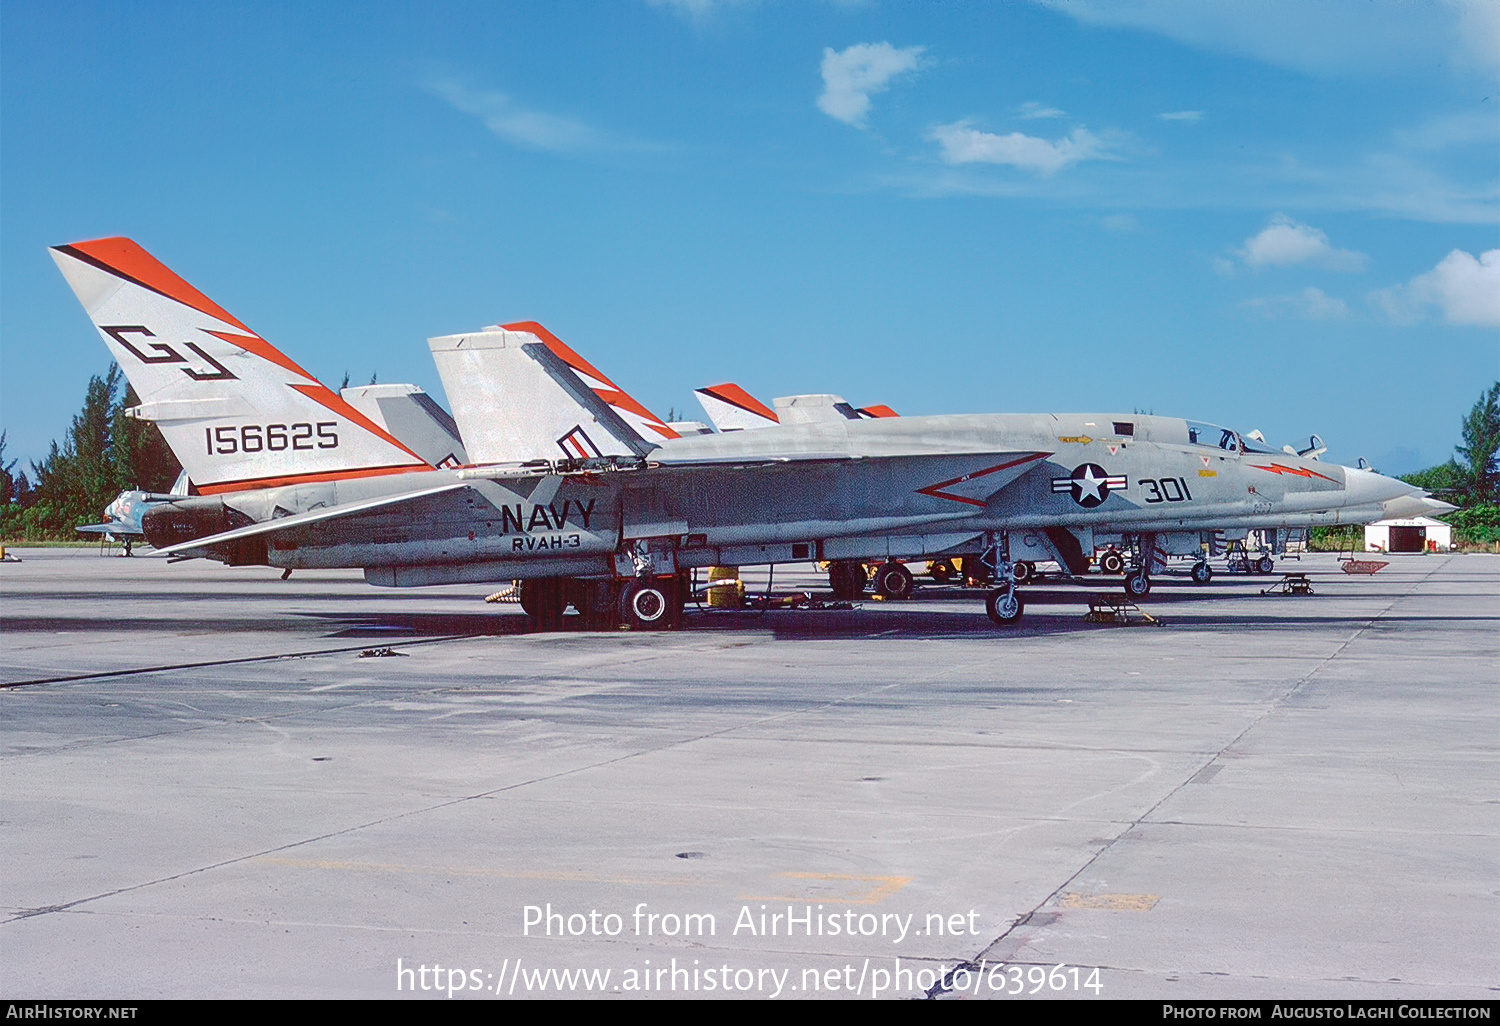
340,384 -> 467,469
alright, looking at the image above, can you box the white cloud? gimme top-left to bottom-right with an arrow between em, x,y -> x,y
1243,287 -> 1351,321
1237,214 -> 1368,271
429,80 -> 606,153
1156,110 -> 1204,121
929,122 -> 1112,175
1019,102 -> 1067,120
817,42 -> 925,127
1371,249 -> 1500,327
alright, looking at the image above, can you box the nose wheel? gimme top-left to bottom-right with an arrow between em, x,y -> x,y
986,587 -> 1024,626
1123,570 -> 1152,598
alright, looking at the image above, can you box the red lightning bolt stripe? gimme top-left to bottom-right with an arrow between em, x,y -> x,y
1249,463 -> 1337,483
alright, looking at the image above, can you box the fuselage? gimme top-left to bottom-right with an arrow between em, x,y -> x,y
147,411 -> 1416,586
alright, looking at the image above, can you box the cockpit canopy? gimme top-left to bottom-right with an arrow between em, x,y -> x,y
1184,421 -> 1279,455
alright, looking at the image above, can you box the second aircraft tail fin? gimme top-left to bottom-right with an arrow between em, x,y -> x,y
429,328 -> 656,464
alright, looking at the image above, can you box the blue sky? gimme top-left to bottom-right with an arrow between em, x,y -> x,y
3,0 -> 1496,475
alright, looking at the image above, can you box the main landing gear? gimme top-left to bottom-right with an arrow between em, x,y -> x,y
873,561 -> 915,600
518,578 -> 566,630
619,577 -> 683,630
519,575 -> 685,632
828,559 -> 868,601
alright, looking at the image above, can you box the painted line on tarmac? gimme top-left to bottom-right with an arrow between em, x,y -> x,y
0,634 -> 481,690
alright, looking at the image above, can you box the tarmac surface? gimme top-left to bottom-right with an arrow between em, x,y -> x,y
1,548 -> 1496,1000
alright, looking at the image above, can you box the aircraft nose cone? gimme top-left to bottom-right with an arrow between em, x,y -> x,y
1344,467 -> 1419,508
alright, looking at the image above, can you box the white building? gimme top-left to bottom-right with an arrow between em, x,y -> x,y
1364,516 -> 1453,553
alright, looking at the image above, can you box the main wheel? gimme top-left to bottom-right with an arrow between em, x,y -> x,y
1123,570 -> 1152,598
1099,550 -> 1125,575
580,579 -> 620,630
1190,561 -> 1213,585
828,560 -> 867,600
874,561 -> 915,600
1012,560 -> 1036,585
1255,555 -> 1275,575
985,587 -> 1024,626
619,577 -> 681,630
928,559 -> 955,584
518,578 -> 566,629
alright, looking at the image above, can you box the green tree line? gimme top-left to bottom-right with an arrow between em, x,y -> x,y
1,365 -> 180,540
1397,382 -> 1500,541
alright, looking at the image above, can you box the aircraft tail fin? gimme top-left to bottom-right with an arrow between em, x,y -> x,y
429,329 -> 656,464
50,238 -> 432,494
694,383 -> 779,432
496,322 -> 678,444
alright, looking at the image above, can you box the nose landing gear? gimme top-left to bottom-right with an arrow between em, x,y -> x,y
981,533 -> 1027,628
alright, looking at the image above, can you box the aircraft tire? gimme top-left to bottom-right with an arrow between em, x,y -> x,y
1255,556 -> 1275,575
829,560 -> 866,601
928,559 -> 955,584
1191,561 -> 1213,585
1099,550 -> 1125,575
619,577 -> 681,630
519,578 -> 567,630
1012,560 -> 1035,585
985,587 -> 1024,626
580,580 -> 620,630
1123,570 -> 1152,598
874,561 -> 915,600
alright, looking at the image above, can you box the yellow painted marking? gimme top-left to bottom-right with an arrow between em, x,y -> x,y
740,872 -> 912,905
1057,436 -> 1092,444
1058,892 -> 1161,911
1198,469 -> 1218,477
253,856 -> 694,887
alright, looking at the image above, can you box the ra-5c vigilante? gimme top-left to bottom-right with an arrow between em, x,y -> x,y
51,237 -> 1425,629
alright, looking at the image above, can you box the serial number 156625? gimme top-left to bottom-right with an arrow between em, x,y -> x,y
205,422 -> 339,454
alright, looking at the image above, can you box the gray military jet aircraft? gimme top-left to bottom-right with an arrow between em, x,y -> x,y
52,237 -> 1426,630
76,471 -> 190,555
